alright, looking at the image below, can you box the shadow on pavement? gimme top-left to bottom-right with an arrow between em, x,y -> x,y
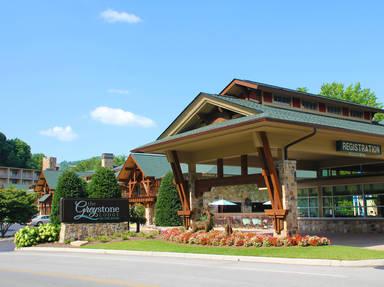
0,239 -> 15,252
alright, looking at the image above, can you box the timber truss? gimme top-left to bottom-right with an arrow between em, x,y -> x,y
169,132 -> 287,234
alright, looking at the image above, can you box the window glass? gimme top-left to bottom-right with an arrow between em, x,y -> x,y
297,188 -> 319,218
302,101 -> 318,110
327,106 -> 342,115
350,110 -> 363,118
273,94 -> 291,105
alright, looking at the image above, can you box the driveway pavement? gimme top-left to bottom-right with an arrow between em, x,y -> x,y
1,249 -> 383,287
324,233 -> 384,250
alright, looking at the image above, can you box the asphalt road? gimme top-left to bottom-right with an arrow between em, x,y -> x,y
0,250 -> 383,287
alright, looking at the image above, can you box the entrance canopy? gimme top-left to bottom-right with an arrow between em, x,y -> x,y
132,79 -> 384,234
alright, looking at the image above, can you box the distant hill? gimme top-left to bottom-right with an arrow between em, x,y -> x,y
59,155 -> 126,172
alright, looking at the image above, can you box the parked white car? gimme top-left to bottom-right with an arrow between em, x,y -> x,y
28,215 -> 50,226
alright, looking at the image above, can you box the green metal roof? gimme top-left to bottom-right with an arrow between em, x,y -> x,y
131,153 -> 172,179
43,170 -> 63,190
135,93 -> 384,151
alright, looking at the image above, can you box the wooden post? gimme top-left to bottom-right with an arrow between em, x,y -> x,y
217,158 -> 223,178
241,154 -> 248,176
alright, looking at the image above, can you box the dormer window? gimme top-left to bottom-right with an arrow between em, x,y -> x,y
351,110 -> 363,118
273,94 -> 291,106
302,101 -> 318,111
327,106 -> 342,115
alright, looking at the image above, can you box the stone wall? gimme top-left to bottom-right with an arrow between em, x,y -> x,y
203,184 -> 268,213
59,222 -> 129,243
299,218 -> 384,234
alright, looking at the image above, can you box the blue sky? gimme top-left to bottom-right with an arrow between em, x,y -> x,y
1,1 -> 383,161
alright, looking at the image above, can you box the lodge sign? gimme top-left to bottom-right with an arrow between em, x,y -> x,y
60,198 -> 129,223
336,140 -> 381,155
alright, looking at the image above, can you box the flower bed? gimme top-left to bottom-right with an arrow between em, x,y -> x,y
161,228 -> 330,247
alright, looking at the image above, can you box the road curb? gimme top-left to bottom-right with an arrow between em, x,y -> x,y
16,247 -> 384,267
0,237 -> 14,242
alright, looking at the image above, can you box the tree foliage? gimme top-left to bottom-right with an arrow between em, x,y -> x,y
154,172 -> 181,226
0,188 -> 37,237
296,87 -> 309,93
51,170 -> 87,225
60,155 -> 126,172
320,82 -> 384,121
0,131 -> 43,169
87,167 -> 121,199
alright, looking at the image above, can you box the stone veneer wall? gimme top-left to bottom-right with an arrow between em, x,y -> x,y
203,184 -> 269,213
299,218 -> 384,233
59,222 -> 129,243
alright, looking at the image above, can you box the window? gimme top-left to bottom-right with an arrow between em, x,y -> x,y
273,94 -> 291,106
297,188 -> 319,217
363,184 -> 384,217
302,101 -> 318,111
327,106 -> 342,115
350,110 -> 363,118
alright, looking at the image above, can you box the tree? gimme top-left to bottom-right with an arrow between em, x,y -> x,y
320,82 -> 384,121
87,167 -> 121,198
0,188 -> 37,237
130,204 -> 147,232
297,87 -> 309,93
63,154 -> 126,172
50,170 -> 87,225
154,172 -> 181,226
29,153 -> 45,170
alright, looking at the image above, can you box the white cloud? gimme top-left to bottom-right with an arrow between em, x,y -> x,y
100,9 -> 142,23
107,88 -> 129,95
90,106 -> 155,127
40,126 -> 78,142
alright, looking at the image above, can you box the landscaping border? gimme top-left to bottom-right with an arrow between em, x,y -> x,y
16,247 -> 384,267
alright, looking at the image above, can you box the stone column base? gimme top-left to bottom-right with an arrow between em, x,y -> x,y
145,205 -> 155,225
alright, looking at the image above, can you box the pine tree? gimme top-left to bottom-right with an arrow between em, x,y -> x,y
154,172 -> 181,226
50,170 -> 87,225
87,167 -> 121,199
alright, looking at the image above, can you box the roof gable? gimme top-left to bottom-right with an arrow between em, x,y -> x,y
158,93 -> 255,139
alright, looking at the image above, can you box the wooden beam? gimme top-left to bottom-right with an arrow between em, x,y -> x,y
217,158 -> 223,178
195,174 -> 265,194
241,154 -> 248,176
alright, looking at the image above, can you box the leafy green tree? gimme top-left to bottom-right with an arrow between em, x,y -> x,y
154,172 -> 181,226
51,171 -> 87,225
64,154 -> 126,172
320,82 -> 384,121
87,167 -> 121,198
29,153 -> 45,170
130,204 -> 147,232
297,87 -> 309,93
0,188 -> 37,237
5,138 -> 32,168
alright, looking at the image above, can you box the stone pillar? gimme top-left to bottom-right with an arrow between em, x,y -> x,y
145,204 -> 155,225
275,160 -> 298,237
188,163 -> 203,223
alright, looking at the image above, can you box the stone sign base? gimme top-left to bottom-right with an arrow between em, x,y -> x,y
59,222 -> 129,243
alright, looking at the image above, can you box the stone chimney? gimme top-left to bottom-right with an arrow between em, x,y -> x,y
42,156 -> 57,170
101,153 -> 114,169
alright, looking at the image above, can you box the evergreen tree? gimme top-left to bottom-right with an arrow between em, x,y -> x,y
154,172 -> 181,226
50,170 -> 87,225
87,167 -> 121,198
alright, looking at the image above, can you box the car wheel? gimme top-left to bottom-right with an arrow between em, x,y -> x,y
36,221 -> 43,226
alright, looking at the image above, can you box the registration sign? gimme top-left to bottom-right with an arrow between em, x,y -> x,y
336,140 -> 381,155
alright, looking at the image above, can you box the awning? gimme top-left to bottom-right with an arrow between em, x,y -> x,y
38,193 -> 51,203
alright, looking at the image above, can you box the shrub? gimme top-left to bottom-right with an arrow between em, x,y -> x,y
86,237 -> 96,242
155,172 -> 181,226
14,223 -> 60,248
51,170 -> 87,225
161,228 -> 330,248
87,167 -> 121,198
97,235 -> 111,243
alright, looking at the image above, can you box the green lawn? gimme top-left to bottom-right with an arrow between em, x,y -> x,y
82,239 -> 384,260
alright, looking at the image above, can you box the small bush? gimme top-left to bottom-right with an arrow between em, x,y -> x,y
86,237 -> 96,242
97,235 -> 111,243
15,223 -> 60,248
122,234 -> 130,240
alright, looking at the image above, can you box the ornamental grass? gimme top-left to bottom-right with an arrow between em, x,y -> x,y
161,228 -> 330,248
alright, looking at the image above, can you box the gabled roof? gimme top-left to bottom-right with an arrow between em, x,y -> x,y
42,169 -> 63,190
131,153 -> 172,179
221,79 -> 384,113
133,93 -> 384,152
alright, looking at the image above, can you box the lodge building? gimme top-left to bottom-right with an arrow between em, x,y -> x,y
133,79 -> 384,235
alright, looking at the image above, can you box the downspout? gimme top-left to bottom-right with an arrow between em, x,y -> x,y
283,128 -> 317,160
